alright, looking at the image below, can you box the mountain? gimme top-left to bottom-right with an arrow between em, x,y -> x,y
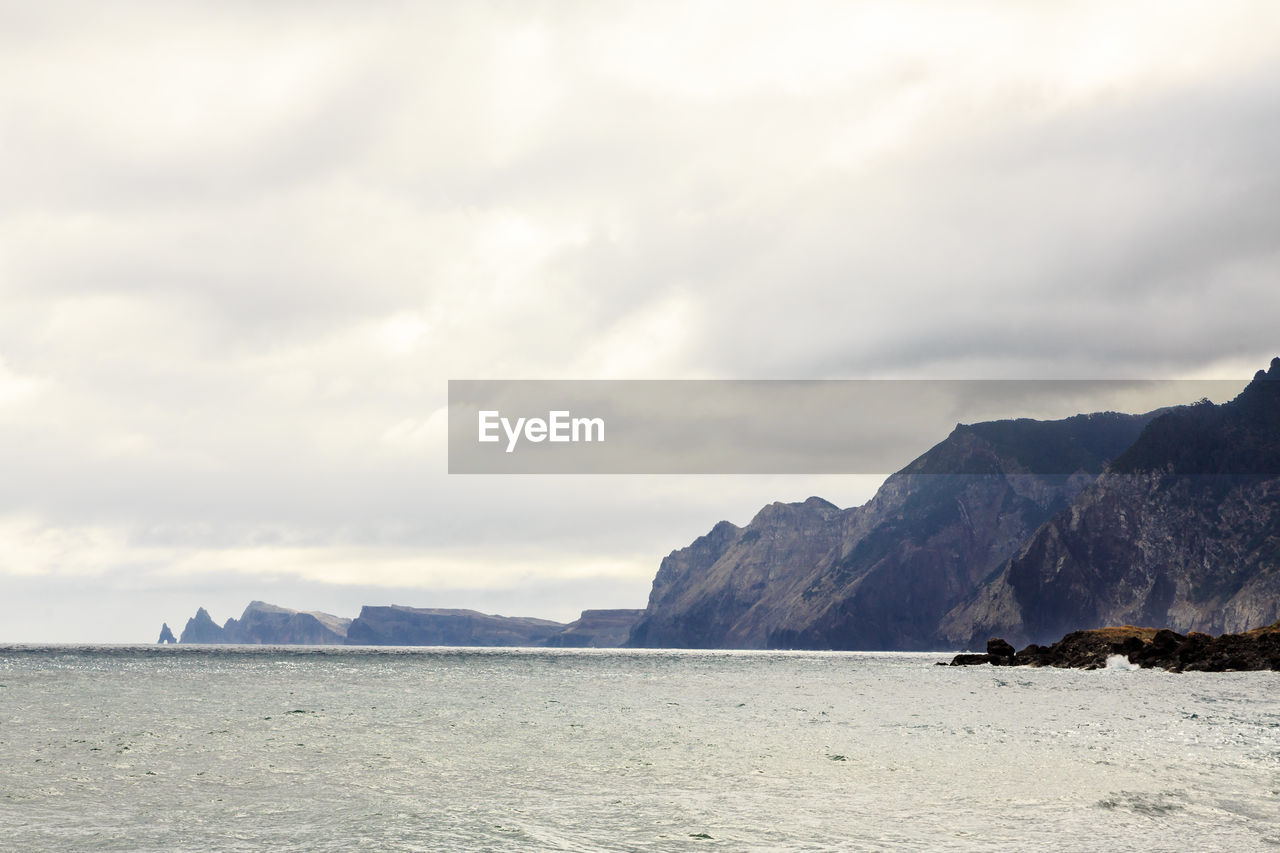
176,601 -> 350,645
544,609 -> 646,647
344,606 -> 566,646
944,360 -> 1280,648
627,410 -> 1158,650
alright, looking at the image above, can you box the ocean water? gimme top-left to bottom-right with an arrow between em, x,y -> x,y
1,647 -> 1278,852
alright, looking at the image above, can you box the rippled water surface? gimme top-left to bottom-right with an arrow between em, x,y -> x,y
1,646 -> 1278,851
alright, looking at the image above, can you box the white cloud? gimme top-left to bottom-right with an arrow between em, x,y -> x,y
2,1 -> 1280,638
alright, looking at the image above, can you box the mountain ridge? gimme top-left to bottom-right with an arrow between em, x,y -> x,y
627,409 -> 1160,650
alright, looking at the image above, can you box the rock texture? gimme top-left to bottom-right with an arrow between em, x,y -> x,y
949,622 -> 1280,672
544,609 -> 646,647
627,411 -> 1155,649
344,606 -> 566,646
946,361 -> 1280,648
175,602 -> 350,645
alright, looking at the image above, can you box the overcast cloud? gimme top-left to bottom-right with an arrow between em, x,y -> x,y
3,1 -> 1280,640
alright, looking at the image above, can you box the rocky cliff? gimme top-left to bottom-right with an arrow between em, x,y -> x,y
627,410 -> 1157,650
944,361 -> 1280,648
344,606 -> 566,646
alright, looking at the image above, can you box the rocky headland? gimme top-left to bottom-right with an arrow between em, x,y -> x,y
166,603 -> 644,648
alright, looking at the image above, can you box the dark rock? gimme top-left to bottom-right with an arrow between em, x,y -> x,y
986,638 -> 1017,660
157,623 -> 177,644
949,622 -> 1280,672
949,653 -> 995,666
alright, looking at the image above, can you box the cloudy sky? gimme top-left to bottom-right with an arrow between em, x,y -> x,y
3,1 -> 1280,641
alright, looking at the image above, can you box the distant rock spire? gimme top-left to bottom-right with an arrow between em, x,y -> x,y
157,623 -> 177,644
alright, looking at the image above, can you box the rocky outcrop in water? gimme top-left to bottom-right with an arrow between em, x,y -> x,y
344,606 -> 566,646
157,623 -> 177,644
949,622 -> 1280,671
544,609 -> 645,647
627,411 -> 1156,650
945,361 -> 1280,648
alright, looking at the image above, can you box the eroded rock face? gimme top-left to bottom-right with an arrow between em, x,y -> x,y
949,622 -> 1280,672
627,412 -> 1155,650
157,623 -> 177,644
946,365 -> 1280,648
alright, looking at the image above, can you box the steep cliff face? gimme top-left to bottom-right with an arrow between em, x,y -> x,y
627,498 -> 847,648
345,606 -> 566,646
627,411 -> 1155,650
175,602 -> 350,645
946,362 -> 1280,648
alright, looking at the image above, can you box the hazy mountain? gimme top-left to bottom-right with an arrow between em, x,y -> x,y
176,601 -> 350,645
344,606 -> 566,646
166,604 -> 645,648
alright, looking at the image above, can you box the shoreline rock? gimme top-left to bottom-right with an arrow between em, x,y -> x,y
948,622 -> 1280,671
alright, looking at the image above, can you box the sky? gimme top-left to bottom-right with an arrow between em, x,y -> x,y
3,1 -> 1280,641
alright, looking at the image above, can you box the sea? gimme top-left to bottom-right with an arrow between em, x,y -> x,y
1,646 -> 1277,852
